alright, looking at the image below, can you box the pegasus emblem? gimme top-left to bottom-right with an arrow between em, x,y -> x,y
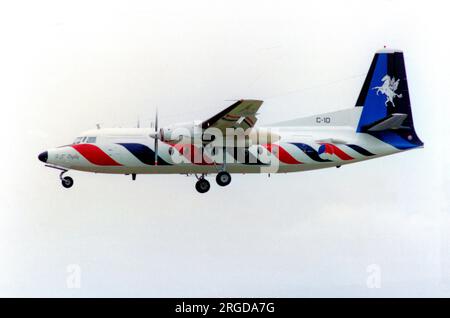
372,75 -> 403,107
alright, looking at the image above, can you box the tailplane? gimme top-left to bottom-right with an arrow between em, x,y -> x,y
356,49 -> 423,149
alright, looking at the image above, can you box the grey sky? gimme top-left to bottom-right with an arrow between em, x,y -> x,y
0,0 -> 449,297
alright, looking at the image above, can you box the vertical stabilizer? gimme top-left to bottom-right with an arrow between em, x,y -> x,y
355,50 -> 423,149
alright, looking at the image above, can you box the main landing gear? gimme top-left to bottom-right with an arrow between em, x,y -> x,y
194,171 -> 232,193
216,171 -> 231,187
195,175 -> 211,194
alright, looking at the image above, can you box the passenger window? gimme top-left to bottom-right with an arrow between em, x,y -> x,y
73,137 -> 82,144
86,137 -> 96,143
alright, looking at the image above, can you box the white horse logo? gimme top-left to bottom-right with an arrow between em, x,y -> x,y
372,75 -> 403,107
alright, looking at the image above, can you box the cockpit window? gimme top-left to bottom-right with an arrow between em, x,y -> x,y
73,136 -> 97,144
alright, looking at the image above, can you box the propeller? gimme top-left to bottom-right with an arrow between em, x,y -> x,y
154,108 -> 159,165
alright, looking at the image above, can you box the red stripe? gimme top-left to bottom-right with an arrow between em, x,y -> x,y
71,144 -> 122,166
331,145 -> 353,160
264,144 -> 302,164
321,143 -> 354,161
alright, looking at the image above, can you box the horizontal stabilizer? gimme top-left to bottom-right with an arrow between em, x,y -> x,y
366,113 -> 408,132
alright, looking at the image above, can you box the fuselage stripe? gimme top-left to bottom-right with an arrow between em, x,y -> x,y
318,143 -> 354,161
71,144 -> 122,166
346,144 -> 375,156
264,144 -> 302,164
290,143 -> 331,162
117,143 -> 170,165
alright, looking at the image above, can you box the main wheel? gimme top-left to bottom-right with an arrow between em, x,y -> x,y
61,176 -> 74,188
195,179 -> 210,193
216,171 -> 231,187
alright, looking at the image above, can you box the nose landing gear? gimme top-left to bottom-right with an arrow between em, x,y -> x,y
61,176 -> 74,188
59,170 -> 74,188
44,165 -> 75,189
59,170 -> 73,189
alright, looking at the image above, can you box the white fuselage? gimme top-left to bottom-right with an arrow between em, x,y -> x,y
44,124 -> 401,175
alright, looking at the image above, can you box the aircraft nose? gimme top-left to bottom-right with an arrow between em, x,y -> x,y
38,151 -> 48,163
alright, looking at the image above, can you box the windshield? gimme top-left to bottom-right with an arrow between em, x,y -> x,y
72,136 -> 97,144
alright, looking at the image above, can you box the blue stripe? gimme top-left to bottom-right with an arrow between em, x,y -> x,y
117,143 -> 170,165
346,144 -> 375,156
291,143 -> 331,162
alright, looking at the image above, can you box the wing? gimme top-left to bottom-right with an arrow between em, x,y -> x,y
201,99 -> 263,132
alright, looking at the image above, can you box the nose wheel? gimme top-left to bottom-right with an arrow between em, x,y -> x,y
61,176 -> 74,188
59,170 -> 74,188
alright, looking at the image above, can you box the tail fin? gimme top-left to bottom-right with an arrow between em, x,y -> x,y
356,49 -> 423,149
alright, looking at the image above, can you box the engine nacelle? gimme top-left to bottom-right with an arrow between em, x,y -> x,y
159,121 -> 202,143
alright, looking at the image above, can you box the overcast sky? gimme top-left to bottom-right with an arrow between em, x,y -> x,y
0,0 -> 449,297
